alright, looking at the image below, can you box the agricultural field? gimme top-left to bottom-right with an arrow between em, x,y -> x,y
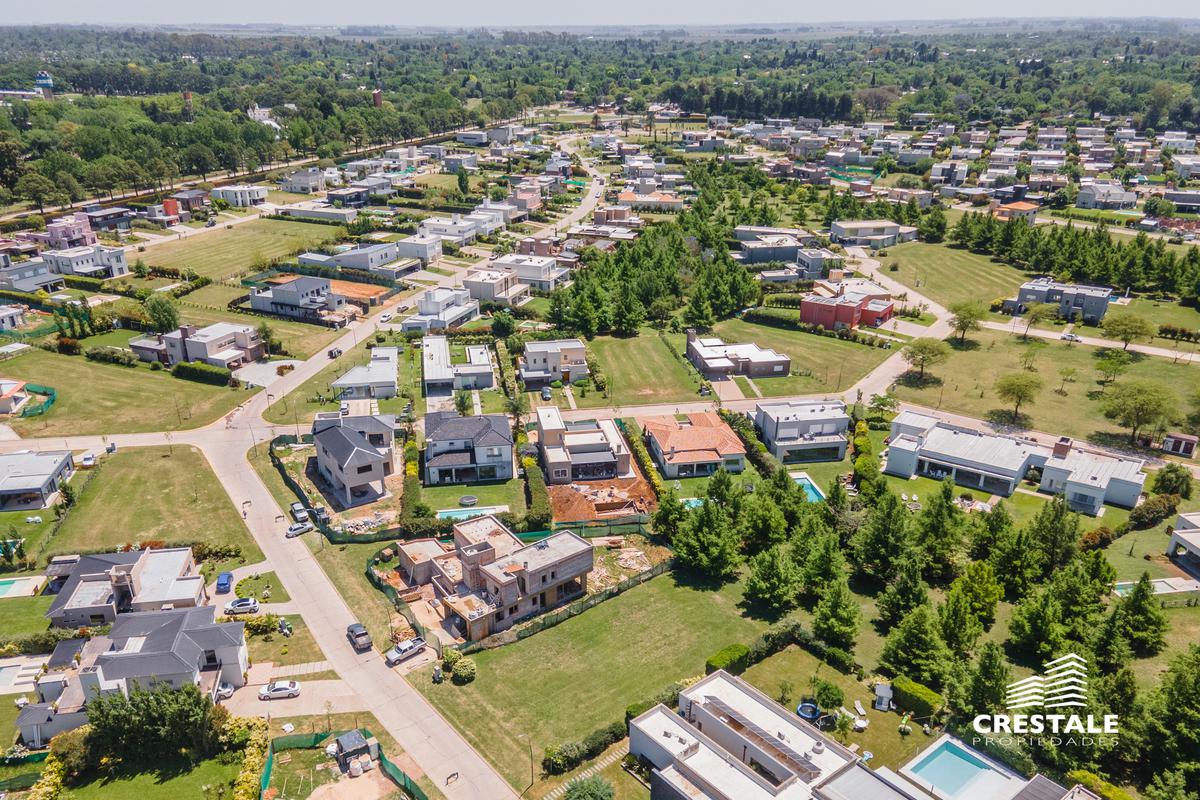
139,218 -> 341,280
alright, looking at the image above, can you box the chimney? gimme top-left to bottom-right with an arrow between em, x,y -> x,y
1052,437 -> 1073,459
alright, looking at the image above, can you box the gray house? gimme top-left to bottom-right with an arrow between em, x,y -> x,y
18,607 -> 247,748
1003,277 -> 1112,324
249,276 -> 347,322
312,412 -> 396,507
0,450 -> 74,509
45,548 -> 206,628
423,412 -> 514,485
754,400 -> 850,463
0,255 -> 65,294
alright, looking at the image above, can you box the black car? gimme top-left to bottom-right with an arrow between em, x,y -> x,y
346,623 -> 373,652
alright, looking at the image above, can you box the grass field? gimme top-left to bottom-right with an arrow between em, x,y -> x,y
410,573 -> 768,790
711,318 -> 892,395
891,327 -> 1200,444
422,479 -> 527,515
140,219 -> 341,281
247,614 -> 327,668
0,592 -> 53,637
236,570 -> 291,603
48,446 -> 263,564
4,348 -> 254,437
873,242 -> 1029,308
60,756 -> 241,800
1123,296 -> 1200,335
576,330 -> 703,409
177,303 -> 344,360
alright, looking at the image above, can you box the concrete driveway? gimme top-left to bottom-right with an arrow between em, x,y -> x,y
234,359 -> 304,388
221,678 -> 367,717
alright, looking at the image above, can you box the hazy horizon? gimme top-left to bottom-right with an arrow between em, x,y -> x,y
3,3 -> 1199,29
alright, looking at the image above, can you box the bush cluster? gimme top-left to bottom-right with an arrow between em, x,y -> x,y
541,721 -> 626,775
1129,493 -> 1180,529
705,643 -> 751,675
892,675 -> 945,718
172,361 -> 233,386
718,409 -> 781,478
622,421 -> 663,498
84,346 -> 138,367
523,456 -> 552,528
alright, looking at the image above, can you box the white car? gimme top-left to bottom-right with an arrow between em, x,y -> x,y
258,680 -> 300,701
216,682 -> 235,701
1060,332 -> 1082,342
223,597 -> 260,615
379,312 -> 393,322
286,521 -> 313,538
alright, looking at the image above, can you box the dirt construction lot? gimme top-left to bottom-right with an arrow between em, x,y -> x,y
547,459 -> 658,522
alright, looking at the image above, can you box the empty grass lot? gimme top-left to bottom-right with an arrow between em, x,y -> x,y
178,304 -> 343,360
576,330 -> 703,409
711,318 -> 892,396
891,328 -> 1200,444
141,219 -> 341,281
247,615 -> 327,668
47,446 -> 262,564
411,573 -> 769,790
4,348 -> 253,437
873,242 -> 1029,308
1122,296 -> 1200,335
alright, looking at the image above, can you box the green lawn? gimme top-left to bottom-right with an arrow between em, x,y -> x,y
410,572 -> 769,790
711,318 -> 892,396
61,756 -> 240,800
1123,297 -> 1200,336
0,509 -> 55,560
47,446 -> 263,564
141,219 -> 341,281
4,348 -> 254,438
235,570 -> 291,603
248,615 -> 327,668
0,592 -> 53,637
177,304 -> 343,360
421,479 -> 527,515
891,328 -> 1200,444
873,242 -> 1029,308
523,297 -> 551,317
576,330 -> 703,409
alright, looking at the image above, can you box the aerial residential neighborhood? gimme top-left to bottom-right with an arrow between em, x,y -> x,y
0,12 -> 1198,800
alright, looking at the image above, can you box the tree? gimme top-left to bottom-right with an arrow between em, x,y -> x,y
867,393 -> 899,420
1101,379 -> 1178,444
960,642 -> 1010,719
491,311 -> 517,338
800,528 -> 846,597
994,372 -> 1043,421
1096,350 -> 1131,386
143,294 -> 180,333
1020,303 -> 1056,339
1007,587 -> 1067,662
651,488 -> 688,542
947,301 -> 986,342
739,493 -> 788,553
813,574 -> 860,650
901,338 -> 950,379
812,679 -> 845,711
1119,571 -> 1169,656
672,500 -> 742,580
1092,605 -> 1133,674
877,551 -> 929,628
456,168 -> 470,197
15,171 -> 57,212
1056,366 -> 1077,394
1102,311 -> 1154,350
1026,495 -> 1081,577
86,684 -> 221,760
1144,771 -> 1191,800
955,561 -> 1003,627
454,389 -> 473,416
564,775 -> 614,800
913,477 -> 966,581
1152,462 -> 1193,499
683,290 -> 715,330
852,490 -> 910,581
918,205 -> 947,243
256,320 -> 279,354
744,545 -> 803,611
938,581 -> 983,656
879,604 -> 952,689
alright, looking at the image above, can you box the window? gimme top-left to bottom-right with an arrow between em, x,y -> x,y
356,465 -> 373,474
509,605 -> 517,615
554,469 -> 567,478
550,571 -> 556,580
542,575 -> 547,584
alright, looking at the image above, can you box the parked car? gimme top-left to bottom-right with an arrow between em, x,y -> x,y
1061,332 -> 1082,342
216,682 -> 235,701
379,312 -> 393,323
328,347 -> 343,359
80,453 -> 97,468
215,571 -> 234,594
541,386 -> 553,401
285,521 -> 313,538
258,680 -> 300,701
346,623 -> 373,652
224,597 -> 259,615
289,502 -> 309,522
384,637 -> 426,667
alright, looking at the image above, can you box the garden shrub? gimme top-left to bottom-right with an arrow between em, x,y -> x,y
541,721 -> 626,775
524,457 -> 551,528
231,718 -> 269,800
718,409 -> 780,478
1080,526 -> 1117,551
240,614 -> 280,637
892,675 -> 944,718
622,421 -> 663,498
1129,493 -> 1180,529
451,657 -> 477,684
172,361 -> 232,386
1064,770 -> 1135,800
442,649 -> 462,670
84,346 -> 138,367
705,643 -> 750,675
821,646 -> 857,675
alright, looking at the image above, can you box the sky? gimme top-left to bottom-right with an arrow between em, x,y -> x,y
4,2 -> 1198,28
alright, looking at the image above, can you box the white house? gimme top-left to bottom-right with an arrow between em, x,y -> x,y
401,287 -> 480,332
518,339 -> 589,386
40,245 -> 128,279
491,254 -> 572,292
421,335 -> 493,392
394,234 -> 442,265
754,400 -> 850,463
331,346 -> 399,399
129,322 -> 265,369
210,185 -> 267,207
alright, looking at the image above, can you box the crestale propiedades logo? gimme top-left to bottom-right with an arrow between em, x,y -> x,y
972,653 -> 1119,749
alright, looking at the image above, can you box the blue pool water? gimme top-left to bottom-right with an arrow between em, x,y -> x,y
791,474 -> 827,503
681,497 -> 705,509
0,578 -> 20,597
908,741 -> 993,797
435,505 -> 504,521
0,665 -> 17,686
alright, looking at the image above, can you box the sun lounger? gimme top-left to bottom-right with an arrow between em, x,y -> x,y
854,700 -> 867,716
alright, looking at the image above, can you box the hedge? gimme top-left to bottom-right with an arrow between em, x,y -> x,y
705,643 -> 750,675
620,419 -> 663,499
718,409 -> 780,478
172,361 -> 233,386
495,339 -> 519,400
892,675 -> 944,718
541,721 -> 627,775
625,683 -> 686,723
1063,771 -> 1135,800
84,346 -> 138,367
523,456 -> 551,528
63,275 -> 107,293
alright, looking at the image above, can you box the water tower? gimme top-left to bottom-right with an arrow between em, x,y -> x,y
34,70 -> 53,100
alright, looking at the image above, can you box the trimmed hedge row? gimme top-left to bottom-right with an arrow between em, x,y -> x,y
541,721 -> 626,775
523,456 -> 551,528
495,339 -> 519,399
172,361 -> 233,386
705,643 -> 750,675
621,420 -> 663,499
84,346 -> 138,367
892,675 -> 944,718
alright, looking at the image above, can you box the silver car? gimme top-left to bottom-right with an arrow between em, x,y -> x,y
258,680 -> 300,701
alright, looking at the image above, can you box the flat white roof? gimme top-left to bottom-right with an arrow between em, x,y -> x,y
1044,449 -> 1144,488
757,399 -> 848,424
332,347 -> 398,389
919,425 -> 1046,474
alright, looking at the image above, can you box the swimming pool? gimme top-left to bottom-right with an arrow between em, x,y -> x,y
789,472 -> 827,503
0,665 -> 18,686
0,576 -> 44,598
907,740 -> 993,796
901,736 -> 1024,800
681,497 -> 705,509
434,504 -> 509,521
1113,577 -> 1200,596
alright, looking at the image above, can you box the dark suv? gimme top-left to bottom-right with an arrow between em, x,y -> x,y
346,623 -> 373,652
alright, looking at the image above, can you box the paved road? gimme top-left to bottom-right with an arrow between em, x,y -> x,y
980,319 -> 1200,363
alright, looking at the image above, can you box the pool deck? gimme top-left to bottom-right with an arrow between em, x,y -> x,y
1113,576 -> 1200,596
0,655 -> 46,696
434,504 -> 510,520
0,574 -> 46,598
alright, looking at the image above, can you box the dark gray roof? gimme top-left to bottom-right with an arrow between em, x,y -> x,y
1010,775 -> 1072,800
16,703 -> 55,728
336,729 -> 370,755
48,638 -> 85,669
426,451 -> 474,468
570,450 -> 616,465
424,412 -> 512,447
314,426 -> 389,470
95,607 -> 243,682
46,552 -> 142,619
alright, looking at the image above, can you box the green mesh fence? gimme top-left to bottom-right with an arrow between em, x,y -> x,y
258,729 -> 428,800
19,383 -> 56,417
0,772 -> 40,792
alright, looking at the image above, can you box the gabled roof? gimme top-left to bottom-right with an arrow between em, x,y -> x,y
314,425 -> 389,470
424,412 -> 512,448
96,607 -> 244,682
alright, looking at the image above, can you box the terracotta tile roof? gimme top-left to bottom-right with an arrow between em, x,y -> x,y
638,412 -> 746,465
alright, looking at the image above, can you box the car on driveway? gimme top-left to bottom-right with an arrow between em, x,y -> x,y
384,637 -> 426,667
224,597 -> 259,615
1061,332 -> 1082,342
541,386 -> 553,401
346,623 -> 373,652
258,680 -> 300,701
215,571 -> 234,594
286,521 -> 313,538
289,502 -> 310,522
216,682 -> 235,701
328,347 -> 343,359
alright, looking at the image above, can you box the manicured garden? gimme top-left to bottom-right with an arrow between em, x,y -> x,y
4,348 -> 253,437
140,218 -> 341,281
59,755 -> 242,800
422,479 -> 527,516
410,572 -> 768,791
47,446 -> 262,565
872,242 -> 1030,308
